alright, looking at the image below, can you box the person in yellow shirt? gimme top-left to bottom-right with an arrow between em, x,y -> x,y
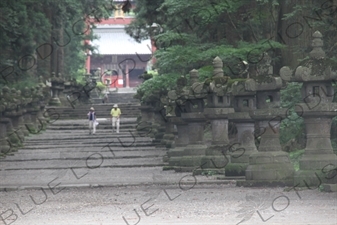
110,104 -> 121,133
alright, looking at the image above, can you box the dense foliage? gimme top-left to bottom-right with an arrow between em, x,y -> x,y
0,0 -> 121,92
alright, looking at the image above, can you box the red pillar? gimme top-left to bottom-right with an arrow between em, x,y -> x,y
85,54 -> 91,73
84,19 -> 92,73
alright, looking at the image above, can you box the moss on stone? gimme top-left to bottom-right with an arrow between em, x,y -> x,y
226,78 -> 247,87
225,163 -> 248,176
289,149 -> 305,171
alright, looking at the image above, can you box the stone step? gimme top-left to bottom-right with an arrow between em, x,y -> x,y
49,118 -> 138,124
56,114 -> 140,119
20,142 -> 156,148
48,122 -> 137,129
20,133 -> 152,141
0,167 -> 199,189
3,149 -> 165,161
20,134 -> 154,142
46,125 -> 139,130
5,145 -> 162,152
92,94 -> 139,104
48,102 -> 142,120
0,157 -> 166,170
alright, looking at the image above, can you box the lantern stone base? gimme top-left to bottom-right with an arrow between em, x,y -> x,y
167,147 -> 185,165
168,144 -> 207,172
320,184 -> 337,192
245,162 -> 294,186
161,133 -> 175,148
0,139 -> 10,155
237,179 -> 294,187
294,168 -> 337,188
226,145 -> 258,176
168,147 -> 186,158
48,97 -> 62,106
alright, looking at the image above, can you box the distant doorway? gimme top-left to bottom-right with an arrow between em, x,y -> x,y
129,69 -> 145,87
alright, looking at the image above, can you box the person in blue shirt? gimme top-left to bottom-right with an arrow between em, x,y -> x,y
87,107 -> 96,134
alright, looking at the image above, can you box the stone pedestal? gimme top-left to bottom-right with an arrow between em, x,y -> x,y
137,106 -> 154,136
174,119 -> 190,147
152,111 -> 166,147
294,104 -> 337,187
171,112 -> 207,172
23,111 -> 35,134
0,119 -> 10,155
161,117 -> 176,148
196,108 -> 234,175
243,109 -> 294,186
38,104 -> 48,131
19,115 -> 29,136
49,87 -> 62,106
227,112 -> 258,176
2,118 -> 20,152
167,117 -> 189,165
30,109 -> 38,122
6,115 -> 25,143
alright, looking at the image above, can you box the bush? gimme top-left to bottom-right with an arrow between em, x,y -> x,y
136,73 -> 180,103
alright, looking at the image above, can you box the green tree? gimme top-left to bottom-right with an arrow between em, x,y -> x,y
0,0 -> 119,89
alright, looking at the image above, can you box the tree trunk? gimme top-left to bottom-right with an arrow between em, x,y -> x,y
56,25 -> 64,77
277,0 -> 313,69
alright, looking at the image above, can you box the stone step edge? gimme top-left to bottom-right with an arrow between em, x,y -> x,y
1,155 -> 165,162
0,163 -> 168,171
0,180 -> 236,192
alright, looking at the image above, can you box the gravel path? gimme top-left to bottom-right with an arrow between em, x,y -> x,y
0,184 -> 336,225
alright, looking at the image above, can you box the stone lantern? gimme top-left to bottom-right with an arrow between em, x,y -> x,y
3,89 -> 25,142
280,31 -> 337,190
37,78 -> 50,129
166,76 -> 190,165
136,104 -> 155,136
226,81 -> 258,176
25,87 -> 43,133
148,90 -> 167,146
49,72 -> 65,106
170,69 -> 208,172
196,56 -> 235,175
241,60 -> 294,186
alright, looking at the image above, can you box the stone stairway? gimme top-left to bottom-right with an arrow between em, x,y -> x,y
0,116 -> 230,190
0,118 -> 173,189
